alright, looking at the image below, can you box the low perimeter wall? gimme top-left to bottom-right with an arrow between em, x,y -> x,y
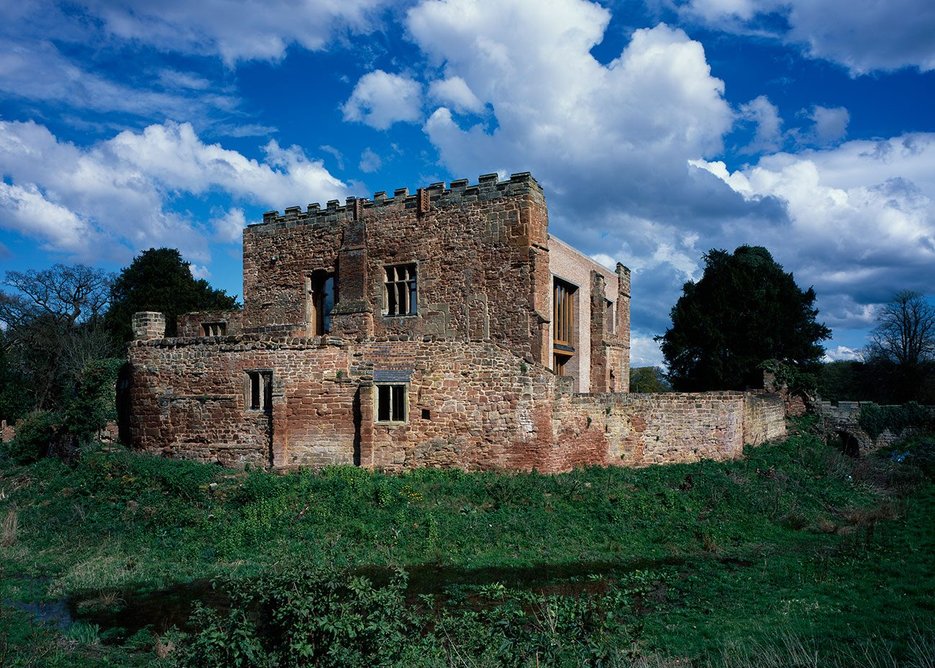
549,391 -> 785,469
126,335 -> 787,472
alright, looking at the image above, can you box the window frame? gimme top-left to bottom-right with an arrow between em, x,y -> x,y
382,263 -> 418,317
245,370 -> 273,414
375,383 -> 408,424
202,321 -> 227,337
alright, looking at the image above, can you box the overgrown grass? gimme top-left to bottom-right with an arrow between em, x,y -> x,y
1,418 -> 933,665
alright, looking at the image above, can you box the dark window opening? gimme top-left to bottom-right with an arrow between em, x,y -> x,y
421,408 -> 431,420
308,271 -> 335,335
383,264 -> 417,316
377,384 -> 407,423
246,370 -> 273,413
203,322 -> 226,336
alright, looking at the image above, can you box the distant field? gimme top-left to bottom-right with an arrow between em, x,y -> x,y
1,417 -> 933,666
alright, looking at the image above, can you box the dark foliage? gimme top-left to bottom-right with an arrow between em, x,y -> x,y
629,366 -> 672,393
816,360 -> 935,404
105,248 -> 239,342
658,246 -> 831,391
0,265 -> 118,419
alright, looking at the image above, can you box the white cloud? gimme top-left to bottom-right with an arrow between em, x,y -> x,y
808,105 -> 849,146
212,208 -> 246,243
823,346 -> 864,362
0,119 -> 348,262
0,39 -> 239,121
74,0 -> 392,65
693,133 -> 935,328
342,70 -> 424,130
680,0 -> 935,74
427,76 -> 484,114
738,95 -> 783,153
359,147 -> 383,173
0,181 -> 90,253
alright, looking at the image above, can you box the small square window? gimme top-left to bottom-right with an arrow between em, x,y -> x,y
245,370 -> 272,413
376,384 -> 407,423
383,264 -> 417,316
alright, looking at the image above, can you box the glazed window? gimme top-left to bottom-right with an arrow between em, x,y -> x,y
383,264 -> 417,316
245,370 -> 273,413
553,278 -> 577,349
202,322 -> 226,336
376,384 -> 407,423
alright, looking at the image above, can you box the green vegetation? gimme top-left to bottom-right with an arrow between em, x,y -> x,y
105,248 -> 240,342
659,246 -> 831,391
1,420 -> 933,666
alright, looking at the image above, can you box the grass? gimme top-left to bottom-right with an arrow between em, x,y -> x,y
0,417 -> 933,665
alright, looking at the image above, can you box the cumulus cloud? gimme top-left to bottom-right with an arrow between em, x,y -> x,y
0,120 -> 347,262
342,71 -> 424,130
73,0 -> 391,65
427,76 -> 485,114
680,0 -> 935,74
823,345 -> 864,362
693,132 -> 935,325
212,208 -> 247,243
738,95 -> 783,153
807,105 -> 849,146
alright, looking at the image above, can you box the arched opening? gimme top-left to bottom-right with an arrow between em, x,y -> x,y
836,430 -> 861,458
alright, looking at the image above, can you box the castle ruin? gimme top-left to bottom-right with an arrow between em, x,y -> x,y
127,173 -> 785,472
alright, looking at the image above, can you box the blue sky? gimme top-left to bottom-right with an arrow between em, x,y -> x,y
1,0 -> 933,366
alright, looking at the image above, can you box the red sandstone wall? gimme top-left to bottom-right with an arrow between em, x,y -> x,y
177,310 -> 243,338
242,175 -> 549,363
128,338 -> 784,473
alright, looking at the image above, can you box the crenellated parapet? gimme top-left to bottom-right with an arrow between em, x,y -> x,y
256,172 -> 542,228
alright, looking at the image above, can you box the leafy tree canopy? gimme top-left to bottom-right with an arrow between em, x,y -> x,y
106,248 -> 240,342
658,246 -> 831,391
0,265 -> 117,418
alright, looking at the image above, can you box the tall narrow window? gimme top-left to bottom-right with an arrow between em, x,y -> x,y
376,384 -> 407,423
553,278 -> 577,348
307,271 -> 335,335
553,278 -> 577,374
245,370 -> 273,413
383,264 -> 417,316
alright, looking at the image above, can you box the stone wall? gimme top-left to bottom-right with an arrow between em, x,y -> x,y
177,310 -> 243,338
128,334 -> 785,473
243,173 -> 551,366
550,391 -> 784,469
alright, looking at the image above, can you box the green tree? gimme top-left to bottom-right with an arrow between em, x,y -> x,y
0,264 -> 116,418
658,246 -> 831,391
105,248 -> 239,342
864,291 -> 935,402
629,366 -> 672,393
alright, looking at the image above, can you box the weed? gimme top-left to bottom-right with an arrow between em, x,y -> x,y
1,506 -> 18,547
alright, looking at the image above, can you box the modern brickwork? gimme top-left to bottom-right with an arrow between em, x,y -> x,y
126,172 -> 785,472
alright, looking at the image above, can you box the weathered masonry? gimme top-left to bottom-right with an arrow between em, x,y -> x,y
127,173 -> 785,472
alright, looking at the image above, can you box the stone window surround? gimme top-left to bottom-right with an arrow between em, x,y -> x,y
382,262 -> 418,317
245,369 -> 273,413
375,383 -> 408,424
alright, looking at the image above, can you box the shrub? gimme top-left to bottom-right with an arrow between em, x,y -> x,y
2,410 -> 60,464
859,402 -> 934,439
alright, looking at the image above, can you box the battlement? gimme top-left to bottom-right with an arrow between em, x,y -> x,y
256,172 -> 541,227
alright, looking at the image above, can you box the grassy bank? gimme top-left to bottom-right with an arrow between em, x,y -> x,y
1,418 -> 933,665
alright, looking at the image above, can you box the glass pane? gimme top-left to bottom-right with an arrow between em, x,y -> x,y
378,385 -> 390,421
